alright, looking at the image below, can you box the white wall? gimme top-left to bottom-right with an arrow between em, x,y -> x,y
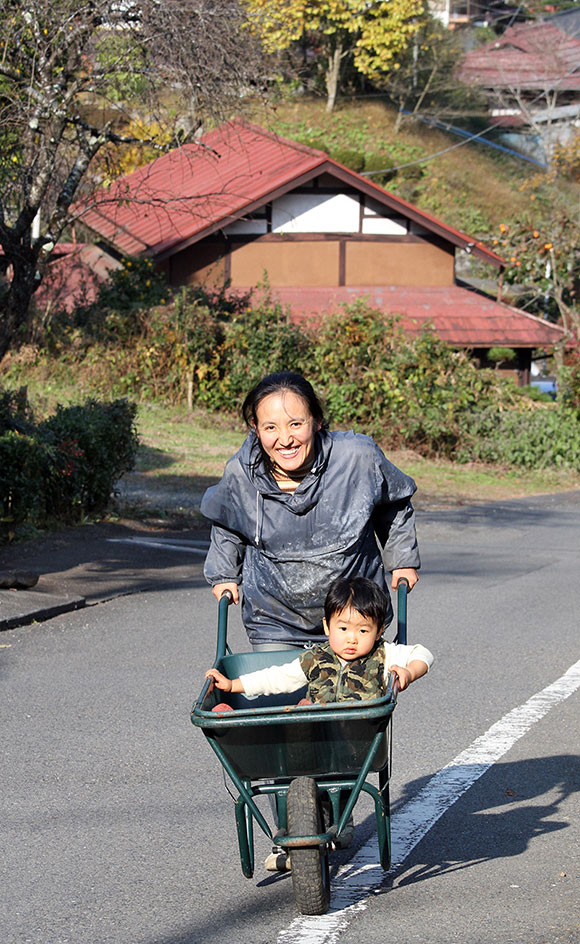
272,193 -> 360,233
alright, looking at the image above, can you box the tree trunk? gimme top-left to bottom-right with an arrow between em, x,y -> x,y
0,249 -> 41,362
325,42 -> 343,113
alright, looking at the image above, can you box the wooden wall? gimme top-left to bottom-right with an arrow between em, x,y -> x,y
168,234 -> 455,289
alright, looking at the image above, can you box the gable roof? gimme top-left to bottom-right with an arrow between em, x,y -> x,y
459,21 -> 580,91
78,119 -> 503,268
266,285 -> 566,349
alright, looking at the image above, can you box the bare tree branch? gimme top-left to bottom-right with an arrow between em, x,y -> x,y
0,0 -> 265,359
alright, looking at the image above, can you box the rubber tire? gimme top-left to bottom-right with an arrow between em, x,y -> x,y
287,777 -> 330,915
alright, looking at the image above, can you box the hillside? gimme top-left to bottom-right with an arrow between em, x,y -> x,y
245,96 -> 576,248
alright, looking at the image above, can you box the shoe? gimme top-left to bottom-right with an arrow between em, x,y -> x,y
264,845 -> 291,872
333,814 -> 354,849
321,799 -> 354,850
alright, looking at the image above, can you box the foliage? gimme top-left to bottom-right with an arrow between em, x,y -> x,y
558,349 -> 580,416
552,133 -> 580,182
330,147 -> 365,172
209,288 -> 313,410
95,257 -> 169,315
243,0 -> 423,110
456,406 -> 580,471
495,213 -> 580,342
372,15 -> 486,130
487,347 -> 516,367
0,393 -> 138,539
307,299 -> 514,453
362,152 -> 397,186
7,284 -> 580,473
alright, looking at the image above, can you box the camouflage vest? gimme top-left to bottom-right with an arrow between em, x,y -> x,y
299,642 -> 386,704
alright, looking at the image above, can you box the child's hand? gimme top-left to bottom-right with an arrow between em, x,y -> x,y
205,668 -> 233,692
390,665 -> 412,691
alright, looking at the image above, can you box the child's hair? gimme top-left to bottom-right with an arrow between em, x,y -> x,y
242,372 -> 327,430
324,576 -> 387,630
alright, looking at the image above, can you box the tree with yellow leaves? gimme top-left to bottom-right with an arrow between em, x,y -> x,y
243,0 -> 424,111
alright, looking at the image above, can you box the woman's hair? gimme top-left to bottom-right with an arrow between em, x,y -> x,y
324,576 -> 387,631
242,372 -> 327,429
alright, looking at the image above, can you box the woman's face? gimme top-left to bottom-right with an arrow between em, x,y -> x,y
254,391 -> 320,473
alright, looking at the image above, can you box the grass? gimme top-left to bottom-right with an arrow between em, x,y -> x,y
132,402 -> 579,513
3,378 -> 579,525
248,96 -> 577,240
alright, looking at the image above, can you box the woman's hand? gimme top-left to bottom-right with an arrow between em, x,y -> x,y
205,668 -> 233,692
391,568 -> 418,591
211,582 -> 240,604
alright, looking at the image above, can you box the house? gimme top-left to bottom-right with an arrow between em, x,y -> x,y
458,19 -> 580,163
429,0 -> 528,31
78,119 -> 565,384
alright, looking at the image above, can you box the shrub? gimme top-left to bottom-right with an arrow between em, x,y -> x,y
0,386 -> 35,434
456,406 -> 580,470
40,398 -> 139,514
211,289 -> 313,411
0,394 -> 138,539
0,431 -> 57,536
363,152 -> 397,187
309,300 -> 513,454
329,148 -> 365,173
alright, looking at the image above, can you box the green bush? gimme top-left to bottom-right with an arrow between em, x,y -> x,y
0,386 -> 35,434
329,148 -> 365,173
0,395 -> 138,539
208,289 -> 313,411
308,300 -> 512,454
363,152 -> 397,187
456,406 -> 580,470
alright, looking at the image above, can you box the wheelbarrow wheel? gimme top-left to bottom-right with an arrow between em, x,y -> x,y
287,776 -> 330,915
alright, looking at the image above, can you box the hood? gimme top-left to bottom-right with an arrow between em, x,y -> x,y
238,429 -> 332,515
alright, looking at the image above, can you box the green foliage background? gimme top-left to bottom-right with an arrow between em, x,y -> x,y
0,390 -> 138,539
8,259 -> 580,477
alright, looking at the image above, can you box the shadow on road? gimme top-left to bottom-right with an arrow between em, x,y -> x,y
391,753 -> 578,886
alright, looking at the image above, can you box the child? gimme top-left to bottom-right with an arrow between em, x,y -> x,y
206,576 -> 433,704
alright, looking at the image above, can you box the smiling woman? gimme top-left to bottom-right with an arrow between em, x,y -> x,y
200,372 -> 420,651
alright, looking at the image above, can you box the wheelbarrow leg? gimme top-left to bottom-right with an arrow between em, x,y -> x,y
235,781 -> 255,879
377,766 -> 392,871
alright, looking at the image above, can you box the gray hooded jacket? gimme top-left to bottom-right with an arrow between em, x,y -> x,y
201,429 -> 420,647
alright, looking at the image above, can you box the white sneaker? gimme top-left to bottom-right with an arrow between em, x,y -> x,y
264,846 -> 291,871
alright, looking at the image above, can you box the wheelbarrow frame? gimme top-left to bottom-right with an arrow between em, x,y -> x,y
191,582 -> 409,882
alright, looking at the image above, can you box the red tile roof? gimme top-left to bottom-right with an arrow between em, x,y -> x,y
262,285 -> 565,348
78,119 -> 503,268
459,22 -> 580,91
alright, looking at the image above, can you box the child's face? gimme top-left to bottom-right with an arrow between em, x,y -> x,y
323,606 -> 382,661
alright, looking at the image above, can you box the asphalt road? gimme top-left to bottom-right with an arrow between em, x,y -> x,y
2,494 -> 579,944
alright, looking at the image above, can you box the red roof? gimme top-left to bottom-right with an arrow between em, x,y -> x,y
459,22 -> 580,91
261,285 -> 565,348
33,244 -> 120,314
78,119 -> 503,268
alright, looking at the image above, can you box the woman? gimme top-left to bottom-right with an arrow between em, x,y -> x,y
201,372 -> 419,651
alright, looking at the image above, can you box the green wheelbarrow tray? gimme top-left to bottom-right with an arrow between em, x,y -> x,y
190,583 -> 409,888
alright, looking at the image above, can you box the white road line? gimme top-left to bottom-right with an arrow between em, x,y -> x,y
106,537 -> 209,555
278,657 -> 580,944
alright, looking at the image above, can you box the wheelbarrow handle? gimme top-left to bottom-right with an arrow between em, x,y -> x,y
395,577 -> 408,646
216,590 -> 233,662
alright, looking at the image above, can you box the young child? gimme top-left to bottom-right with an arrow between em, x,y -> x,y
206,575 -> 433,704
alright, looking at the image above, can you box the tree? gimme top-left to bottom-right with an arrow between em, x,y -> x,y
243,0 -> 423,113
495,212 -> 580,364
369,16 -> 487,133
0,0 -> 263,362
